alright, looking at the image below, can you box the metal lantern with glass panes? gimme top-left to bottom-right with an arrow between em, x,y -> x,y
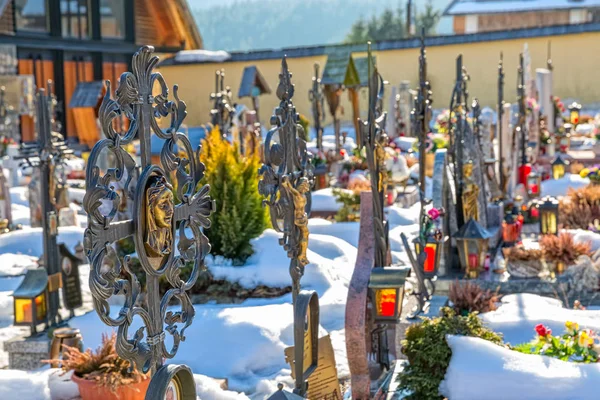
502,213 -> 519,246
455,218 -> 492,279
568,102 -> 581,126
557,124 -> 572,152
368,267 -> 410,323
527,171 -> 541,198
12,268 -> 49,335
414,237 -> 442,278
551,153 -> 570,180
538,196 -> 559,235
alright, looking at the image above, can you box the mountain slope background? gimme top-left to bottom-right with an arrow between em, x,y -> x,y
190,0 -> 452,52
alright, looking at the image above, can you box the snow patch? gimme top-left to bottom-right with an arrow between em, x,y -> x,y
541,174 -> 590,198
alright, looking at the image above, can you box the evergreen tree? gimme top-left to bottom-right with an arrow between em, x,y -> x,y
199,127 -> 268,264
345,18 -> 367,43
416,0 -> 441,35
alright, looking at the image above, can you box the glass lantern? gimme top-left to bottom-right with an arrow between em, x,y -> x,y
551,154 -> 570,180
527,171 -> 541,198
414,237 -> 442,279
12,268 -> 49,335
455,219 -> 492,279
538,196 -> 559,235
502,214 -> 520,246
368,266 -> 410,323
568,102 -> 582,126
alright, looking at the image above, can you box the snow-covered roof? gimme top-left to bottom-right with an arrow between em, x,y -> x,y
444,0 -> 600,16
173,50 -> 231,64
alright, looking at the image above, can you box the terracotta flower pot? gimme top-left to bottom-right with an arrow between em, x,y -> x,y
72,374 -> 150,400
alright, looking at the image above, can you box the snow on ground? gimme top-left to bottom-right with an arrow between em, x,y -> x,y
0,226 -> 85,257
541,173 -> 590,198
0,368 -> 250,400
312,188 -> 347,212
568,229 -> 600,253
0,253 -> 38,277
440,335 -> 600,400
480,294 -> 600,345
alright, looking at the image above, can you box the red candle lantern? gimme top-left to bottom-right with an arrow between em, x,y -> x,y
368,266 -> 410,323
455,219 -> 492,279
414,237 -> 443,279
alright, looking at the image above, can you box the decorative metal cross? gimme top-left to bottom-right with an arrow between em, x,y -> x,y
498,52 -> 505,196
360,43 -> 388,270
18,86 -> 73,327
412,28 -> 433,213
83,46 -> 214,399
517,53 -> 528,170
407,30 -> 437,318
258,57 -> 317,397
308,63 -> 325,152
210,69 -> 235,138
448,55 -> 470,229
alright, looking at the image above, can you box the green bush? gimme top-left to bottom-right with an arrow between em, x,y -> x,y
332,188 -> 361,222
199,126 -> 268,264
399,308 -> 504,399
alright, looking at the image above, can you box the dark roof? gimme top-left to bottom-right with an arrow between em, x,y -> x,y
69,81 -> 104,108
455,218 -> 493,240
444,0 -> 600,16
321,49 -> 360,86
238,65 -> 271,98
159,23 -> 600,66
353,55 -> 376,87
12,268 -> 47,298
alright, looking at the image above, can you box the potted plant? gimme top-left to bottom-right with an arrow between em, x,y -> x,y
502,246 -> 545,278
540,232 -> 591,274
48,333 -> 149,400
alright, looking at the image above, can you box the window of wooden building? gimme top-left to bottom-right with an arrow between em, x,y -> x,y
18,51 -> 55,142
61,0 -> 89,39
15,0 -> 48,33
64,54 -> 93,140
100,0 -> 125,39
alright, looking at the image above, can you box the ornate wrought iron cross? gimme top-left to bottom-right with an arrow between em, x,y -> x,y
83,46 -> 214,398
360,44 -> 388,270
517,53 -> 528,169
18,86 -> 73,327
448,55 -> 470,228
498,53 -> 505,196
258,57 -> 317,397
210,69 -> 235,138
308,63 -> 325,152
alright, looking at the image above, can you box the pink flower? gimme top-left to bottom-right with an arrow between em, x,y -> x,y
428,208 -> 441,220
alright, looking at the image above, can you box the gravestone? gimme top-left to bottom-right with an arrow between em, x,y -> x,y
28,169 -> 42,228
536,69 -> 554,134
58,243 -> 83,317
398,81 -> 412,137
386,85 -> 398,138
432,149 -> 457,273
0,166 -> 12,226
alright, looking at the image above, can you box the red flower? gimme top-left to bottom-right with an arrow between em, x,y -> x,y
535,324 -> 551,337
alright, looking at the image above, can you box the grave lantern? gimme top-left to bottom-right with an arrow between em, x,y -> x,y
414,237 -> 442,278
12,268 -> 49,335
557,124 -> 571,151
568,102 -> 582,126
502,213 -> 520,246
551,154 -> 570,180
368,266 -> 410,323
538,196 -> 559,235
267,383 -> 305,400
527,171 -> 541,198
455,218 -> 492,279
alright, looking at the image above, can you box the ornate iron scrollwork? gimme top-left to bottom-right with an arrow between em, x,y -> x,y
258,57 -> 316,397
308,63 -> 325,152
83,46 -> 214,388
359,43 -> 388,270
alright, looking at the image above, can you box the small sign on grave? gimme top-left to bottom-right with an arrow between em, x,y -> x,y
58,243 -> 83,312
285,335 -> 342,400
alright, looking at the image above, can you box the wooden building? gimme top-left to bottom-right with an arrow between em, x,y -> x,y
444,0 -> 600,35
0,0 -> 202,144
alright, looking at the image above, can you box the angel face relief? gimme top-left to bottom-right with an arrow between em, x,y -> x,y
144,175 -> 174,258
